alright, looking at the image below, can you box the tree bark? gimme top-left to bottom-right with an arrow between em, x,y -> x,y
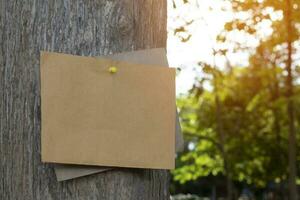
0,0 -> 169,199
285,0 -> 298,199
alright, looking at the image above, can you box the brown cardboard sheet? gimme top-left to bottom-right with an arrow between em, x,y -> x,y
52,48 -> 184,181
41,51 -> 176,173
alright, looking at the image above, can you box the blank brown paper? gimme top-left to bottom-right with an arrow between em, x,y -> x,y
41,51 -> 175,170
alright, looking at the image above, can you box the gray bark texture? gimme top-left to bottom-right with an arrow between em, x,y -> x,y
0,0 -> 169,199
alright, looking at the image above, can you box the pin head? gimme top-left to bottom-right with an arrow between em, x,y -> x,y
108,66 -> 118,74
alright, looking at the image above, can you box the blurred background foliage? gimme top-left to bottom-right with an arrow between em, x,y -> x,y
169,0 -> 300,199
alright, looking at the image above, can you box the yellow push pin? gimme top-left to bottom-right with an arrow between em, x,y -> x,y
108,66 -> 118,74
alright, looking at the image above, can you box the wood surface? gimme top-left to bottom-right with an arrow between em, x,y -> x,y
0,0 -> 169,199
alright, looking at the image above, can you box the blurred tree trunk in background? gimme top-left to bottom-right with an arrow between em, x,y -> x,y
0,0 -> 169,199
212,52 -> 234,200
285,0 -> 298,199
215,95 -> 233,200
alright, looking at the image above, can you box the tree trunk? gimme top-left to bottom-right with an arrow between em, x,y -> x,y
0,0 -> 169,199
213,53 -> 233,200
215,95 -> 233,200
285,0 -> 298,199
271,63 -> 286,199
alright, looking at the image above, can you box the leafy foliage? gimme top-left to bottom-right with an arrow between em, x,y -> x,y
172,0 -> 300,197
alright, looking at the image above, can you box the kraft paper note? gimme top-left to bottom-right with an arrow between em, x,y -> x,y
53,48 -> 184,181
41,51 -> 176,171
